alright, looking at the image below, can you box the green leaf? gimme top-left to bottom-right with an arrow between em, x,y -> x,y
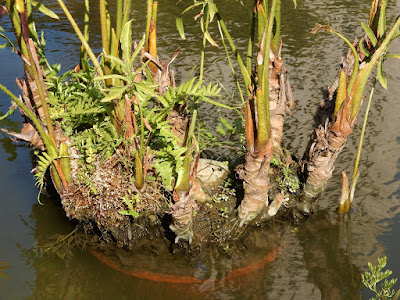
385,54 -> 400,59
0,103 -> 17,120
130,34 -> 146,63
95,74 -> 128,82
204,31 -> 219,48
101,86 -> 127,102
377,59 -> 387,89
0,32 -> 15,48
359,39 -> 371,57
207,2 -> 216,22
176,17 -> 186,40
201,96 -> 234,109
220,117 -> 234,131
118,210 -> 139,217
120,19 -> 134,64
134,82 -> 157,98
216,123 -> 226,135
32,1 -> 59,20
180,2 -> 206,16
361,21 -> 378,48
104,52 -> 126,68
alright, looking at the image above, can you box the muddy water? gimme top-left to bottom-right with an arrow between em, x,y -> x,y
0,0 -> 400,299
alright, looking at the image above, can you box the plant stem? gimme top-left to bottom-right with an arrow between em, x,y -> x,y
122,0 -> 132,29
199,11 -> 210,81
214,4 -> 251,97
0,83 -> 54,154
145,0 -> 153,51
80,0 -> 90,65
56,0 -> 104,78
257,0 -> 278,149
116,0 -> 123,41
271,0 -> 281,53
217,22 -> 245,104
25,0 -> 38,42
5,0 -> 32,74
246,0 -> 258,75
349,82 -> 374,201
100,0 -> 112,86
18,9 -> 56,146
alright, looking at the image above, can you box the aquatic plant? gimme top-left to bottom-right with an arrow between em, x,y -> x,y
302,0 -> 400,214
0,0 -> 399,250
362,256 -> 400,300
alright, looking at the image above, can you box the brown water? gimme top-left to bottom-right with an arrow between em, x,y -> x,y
0,0 -> 400,299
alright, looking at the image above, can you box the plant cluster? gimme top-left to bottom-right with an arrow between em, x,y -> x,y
362,257 -> 400,300
0,0 -> 400,246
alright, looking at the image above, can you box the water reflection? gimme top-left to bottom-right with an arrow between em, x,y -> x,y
21,201 -> 370,299
297,212 -> 361,299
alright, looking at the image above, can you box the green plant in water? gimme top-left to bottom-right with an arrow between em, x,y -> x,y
303,0 -> 400,213
362,257 -> 400,300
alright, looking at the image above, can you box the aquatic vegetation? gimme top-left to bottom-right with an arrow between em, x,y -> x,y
0,0 -> 399,250
304,0 -> 400,214
362,256 -> 400,300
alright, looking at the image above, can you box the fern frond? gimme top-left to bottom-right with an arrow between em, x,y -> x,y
34,151 -> 57,204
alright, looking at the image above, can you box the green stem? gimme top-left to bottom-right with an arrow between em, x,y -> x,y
80,0 -> 90,64
257,0 -> 278,149
246,0 -> 257,75
5,0 -> 32,74
122,0 -> 132,28
271,0 -> 281,53
176,110 -> 197,192
0,83 -> 54,154
25,0 -> 38,42
218,22 -> 245,104
100,0 -> 112,86
19,10 -> 56,146
199,11 -> 210,81
214,5 -> 251,97
116,0 -> 123,41
351,82 -> 374,181
145,0 -> 153,51
56,0 -> 104,78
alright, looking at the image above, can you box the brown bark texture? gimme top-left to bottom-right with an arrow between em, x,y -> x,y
300,48 -> 358,214
238,50 -> 293,224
